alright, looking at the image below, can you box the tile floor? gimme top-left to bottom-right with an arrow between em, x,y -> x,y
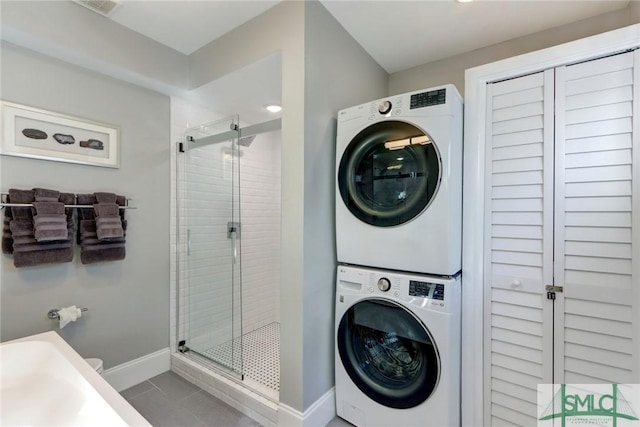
121,370 -> 353,427
201,323 -> 280,393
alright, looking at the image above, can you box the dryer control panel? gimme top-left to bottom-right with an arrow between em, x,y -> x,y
409,280 -> 445,300
337,84 -> 462,125
410,88 -> 446,109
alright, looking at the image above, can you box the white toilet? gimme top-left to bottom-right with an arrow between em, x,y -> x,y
85,358 -> 104,375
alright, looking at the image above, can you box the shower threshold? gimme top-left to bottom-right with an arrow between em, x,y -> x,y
182,322 -> 280,402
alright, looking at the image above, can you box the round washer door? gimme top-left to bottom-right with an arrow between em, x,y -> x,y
337,298 -> 440,409
338,120 -> 441,227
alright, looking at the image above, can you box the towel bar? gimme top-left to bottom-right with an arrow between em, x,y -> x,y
0,193 -> 135,209
0,203 -> 135,209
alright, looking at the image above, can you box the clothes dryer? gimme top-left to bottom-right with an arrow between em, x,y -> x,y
335,265 -> 461,427
336,85 -> 462,275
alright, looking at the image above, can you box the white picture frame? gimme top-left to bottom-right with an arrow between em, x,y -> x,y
0,101 -> 120,168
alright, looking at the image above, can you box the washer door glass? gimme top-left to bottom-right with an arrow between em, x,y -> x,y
337,298 -> 439,409
338,120 -> 440,227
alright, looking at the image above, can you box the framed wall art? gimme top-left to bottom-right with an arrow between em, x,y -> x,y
0,101 -> 120,168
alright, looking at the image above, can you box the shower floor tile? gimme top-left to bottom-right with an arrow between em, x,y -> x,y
200,322 -> 280,393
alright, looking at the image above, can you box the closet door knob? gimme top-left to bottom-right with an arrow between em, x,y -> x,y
511,280 -> 522,288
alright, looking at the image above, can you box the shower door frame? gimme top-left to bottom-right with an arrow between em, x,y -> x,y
177,116 -> 244,380
176,117 -> 282,382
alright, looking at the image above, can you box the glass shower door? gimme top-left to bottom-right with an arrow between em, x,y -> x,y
181,116 -> 243,379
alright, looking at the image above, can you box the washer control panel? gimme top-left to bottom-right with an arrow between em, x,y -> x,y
336,265 -> 460,313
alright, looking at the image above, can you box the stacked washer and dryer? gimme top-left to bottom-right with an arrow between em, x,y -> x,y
334,85 -> 463,427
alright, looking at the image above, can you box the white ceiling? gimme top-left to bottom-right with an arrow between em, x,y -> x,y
184,52 -> 282,126
96,0 -> 630,125
107,0 -> 629,74
321,0 -> 629,73
108,1 -> 280,55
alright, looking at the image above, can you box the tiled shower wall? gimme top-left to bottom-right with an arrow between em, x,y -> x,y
239,131 -> 282,333
170,97 -> 281,353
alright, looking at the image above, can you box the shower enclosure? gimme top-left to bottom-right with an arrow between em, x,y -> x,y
176,115 -> 282,401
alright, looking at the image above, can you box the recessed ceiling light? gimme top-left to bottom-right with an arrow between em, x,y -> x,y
456,0 -> 473,3
266,105 -> 282,113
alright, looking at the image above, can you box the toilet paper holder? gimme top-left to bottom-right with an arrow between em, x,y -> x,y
48,307 -> 88,319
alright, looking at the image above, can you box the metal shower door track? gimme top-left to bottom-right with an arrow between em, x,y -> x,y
189,118 -> 281,149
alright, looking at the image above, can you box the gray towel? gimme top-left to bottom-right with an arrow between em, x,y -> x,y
79,219 -> 126,264
13,241 -> 72,252
77,193 -> 96,219
33,201 -> 68,242
60,192 -> 75,241
6,188 -> 74,268
8,189 -> 34,220
2,194 -> 14,255
13,247 -> 73,267
33,188 -> 60,202
10,220 -> 36,239
8,189 -> 36,264
94,203 -> 124,240
79,219 -> 127,242
95,192 -> 117,204
34,225 -> 69,242
34,216 -> 67,225
77,193 -> 95,246
80,247 -> 125,264
33,201 -> 65,215
77,193 -> 126,264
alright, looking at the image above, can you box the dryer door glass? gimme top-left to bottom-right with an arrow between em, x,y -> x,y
338,120 -> 440,227
337,298 -> 439,409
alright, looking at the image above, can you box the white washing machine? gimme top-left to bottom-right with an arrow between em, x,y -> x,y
335,265 -> 461,427
336,84 -> 462,276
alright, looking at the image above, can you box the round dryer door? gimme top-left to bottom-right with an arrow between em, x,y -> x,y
338,120 -> 441,227
337,298 -> 440,409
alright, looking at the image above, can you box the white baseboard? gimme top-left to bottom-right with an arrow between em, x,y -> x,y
278,404 -> 303,427
278,388 -> 336,427
103,347 -> 171,392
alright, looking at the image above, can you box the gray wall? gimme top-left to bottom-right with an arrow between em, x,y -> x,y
389,3 -> 640,96
0,0 -> 188,94
0,42 -> 171,369
302,1 -> 387,410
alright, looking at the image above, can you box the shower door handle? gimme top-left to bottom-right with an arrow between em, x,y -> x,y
187,229 -> 191,256
227,222 -> 240,264
231,233 -> 238,264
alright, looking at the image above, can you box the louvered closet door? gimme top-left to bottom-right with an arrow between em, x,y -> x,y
484,70 -> 555,426
553,50 -> 639,385
485,50 -> 640,426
